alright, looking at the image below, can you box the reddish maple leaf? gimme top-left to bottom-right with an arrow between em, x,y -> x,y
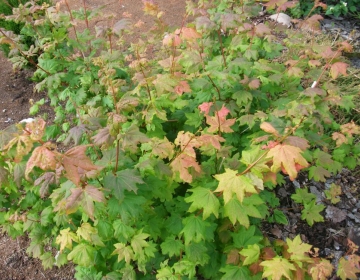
206,105 -> 236,133
254,23 -> 271,37
34,172 -> 56,198
340,121 -> 360,136
277,1 -> 298,11
283,136 -> 309,150
302,14 -> 323,33
65,185 -> 105,220
174,80 -> 191,95
174,131 -> 200,157
262,141 -> 279,150
25,142 -> 57,180
198,102 -> 213,115
180,27 -> 201,40
163,34 -> 181,46
308,258 -> 333,280
315,2 -> 327,10
308,60 -> 322,67
263,0 -> 287,10
59,145 -> 100,186
260,122 -> 280,137
330,62 -> 348,79
332,132 -> 347,146
198,134 -> 225,150
319,46 -> 339,59
248,78 -> 261,89
338,41 -> 353,52
170,153 -> 201,183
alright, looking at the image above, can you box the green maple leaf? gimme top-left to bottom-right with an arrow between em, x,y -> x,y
291,188 -> 316,204
108,194 -> 146,222
261,256 -> 296,280
185,242 -> 209,266
131,231 -> 150,255
239,114 -> 256,128
313,149 -> 336,170
309,165 -> 331,182
96,147 -> 116,165
111,243 -> 134,264
180,215 -> 210,245
160,236 -> 184,257
301,200 -> 325,226
113,219 -> 135,242
220,265 -> 251,279
77,222 -> 104,247
96,220 -> 114,241
286,235 -> 313,265
223,195 -> 263,227
0,166 -> 9,186
232,90 -> 253,107
184,187 -> 220,219
56,228 -> 79,252
240,244 -> 260,265
40,252 -> 55,270
153,73 -> 178,94
241,146 -> 270,177
55,252 -> 68,268
67,243 -> 96,267
120,124 -> 149,152
214,168 -> 257,204
232,225 -> 263,249
324,183 -> 342,204
26,241 -> 43,258
104,169 -> 144,199
269,209 -> 288,225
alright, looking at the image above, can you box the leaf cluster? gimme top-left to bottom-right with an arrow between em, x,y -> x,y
0,0 -> 359,279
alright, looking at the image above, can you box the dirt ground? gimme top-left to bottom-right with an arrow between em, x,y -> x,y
0,0 -> 359,279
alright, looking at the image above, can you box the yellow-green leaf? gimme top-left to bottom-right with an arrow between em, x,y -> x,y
214,168 -> 257,204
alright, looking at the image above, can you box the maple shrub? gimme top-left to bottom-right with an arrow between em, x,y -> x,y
0,0 -> 360,279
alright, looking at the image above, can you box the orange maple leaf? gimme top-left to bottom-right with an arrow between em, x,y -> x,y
332,132 -> 348,147
267,144 -> 309,180
174,80 -> 191,95
198,102 -> 213,115
25,142 -> 57,180
59,145 -> 100,186
330,62 -> 348,79
170,153 -> 201,183
206,105 -> 236,133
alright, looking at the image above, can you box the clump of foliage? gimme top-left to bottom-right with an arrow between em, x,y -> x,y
0,0 -> 51,59
290,0 -> 360,18
0,0 -> 359,279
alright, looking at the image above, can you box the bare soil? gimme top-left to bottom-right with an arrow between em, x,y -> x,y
0,1 -> 359,279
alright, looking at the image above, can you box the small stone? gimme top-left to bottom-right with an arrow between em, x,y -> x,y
309,186 -> 322,203
292,180 -> 300,189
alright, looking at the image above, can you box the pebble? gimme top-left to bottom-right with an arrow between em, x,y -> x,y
309,186 -> 322,203
292,180 -> 300,189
